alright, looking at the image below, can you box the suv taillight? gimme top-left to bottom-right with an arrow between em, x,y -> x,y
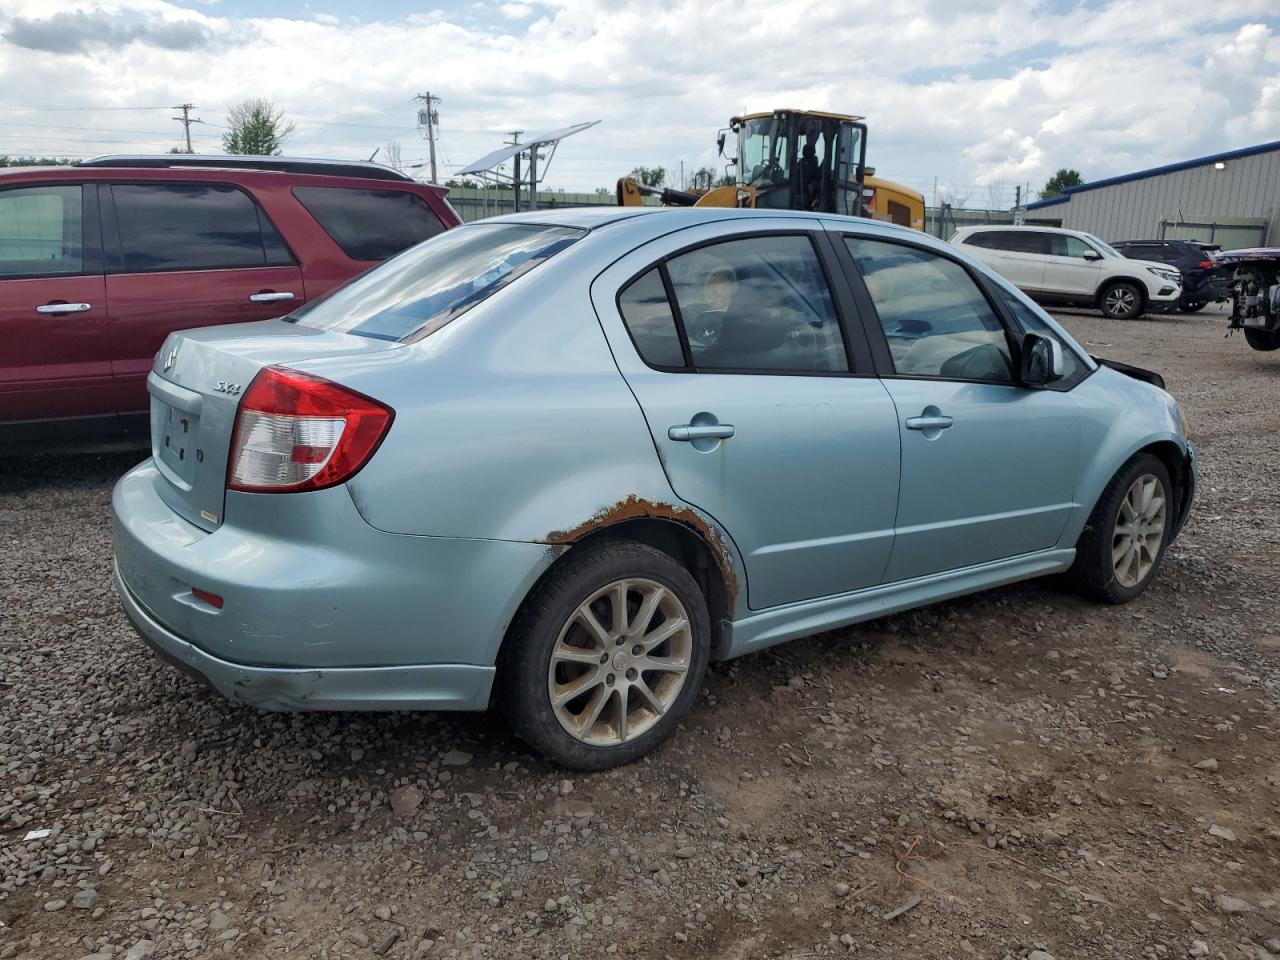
227,367 -> 393,493
1198,260 -> 1214,269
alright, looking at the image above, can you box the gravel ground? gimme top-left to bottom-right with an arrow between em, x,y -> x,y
2,305 -> 1279,960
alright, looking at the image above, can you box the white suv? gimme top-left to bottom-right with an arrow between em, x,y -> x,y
950,225 -> 1182,320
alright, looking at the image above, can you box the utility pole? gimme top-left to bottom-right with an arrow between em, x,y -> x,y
414,92 -> 442,183
171,103 -> 201,154
506,130 -> 523,213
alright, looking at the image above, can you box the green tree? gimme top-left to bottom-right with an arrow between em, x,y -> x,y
0,155 -> 76,167
444,178 -> 480,189
629,165 -> 666,188
1038,167 -> 1083,200
222,99 -> 296,156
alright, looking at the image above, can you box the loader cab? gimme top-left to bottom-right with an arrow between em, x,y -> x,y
728,110 -> 868,215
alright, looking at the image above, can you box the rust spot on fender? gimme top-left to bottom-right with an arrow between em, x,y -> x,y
543,495 -> 740,609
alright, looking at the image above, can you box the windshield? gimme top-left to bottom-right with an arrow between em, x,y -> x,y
1083,233 -> 1123,258
288,223 -> 585,341
740,117 -> 790,188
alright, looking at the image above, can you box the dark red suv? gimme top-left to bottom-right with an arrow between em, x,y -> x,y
0,155 -> 459,448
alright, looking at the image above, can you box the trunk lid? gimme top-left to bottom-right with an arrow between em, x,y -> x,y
147,318 -> 397,531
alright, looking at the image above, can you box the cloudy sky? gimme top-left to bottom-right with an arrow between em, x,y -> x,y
0,0 -> 1277,204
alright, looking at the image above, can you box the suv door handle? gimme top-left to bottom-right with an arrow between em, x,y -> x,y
249,291 -> 295,303
36,302 -> 91,315
669,423 -> 735,441
905,414 -> 954,431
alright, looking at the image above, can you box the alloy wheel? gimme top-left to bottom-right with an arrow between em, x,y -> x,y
547,578 -> 693,746
1112,474 -> 1166,588
1104,287 -> 1137,318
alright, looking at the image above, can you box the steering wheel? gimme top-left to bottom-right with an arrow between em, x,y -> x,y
690,309 -> 726,346
758,159 -> 785,185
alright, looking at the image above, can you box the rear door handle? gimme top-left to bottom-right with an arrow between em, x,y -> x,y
36,302 -> 91,315
905,415 -> 954,431
249,291 -> 295,303
669,423 -> 735,441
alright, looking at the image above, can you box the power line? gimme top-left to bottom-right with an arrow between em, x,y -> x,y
0,105 -> 170,111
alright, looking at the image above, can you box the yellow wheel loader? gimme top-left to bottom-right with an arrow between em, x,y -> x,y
617,109 -> 924,230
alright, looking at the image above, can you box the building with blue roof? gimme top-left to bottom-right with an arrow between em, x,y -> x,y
1025,140 -> 1280,248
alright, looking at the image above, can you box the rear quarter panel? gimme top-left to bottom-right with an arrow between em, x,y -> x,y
323,237 -> 747,590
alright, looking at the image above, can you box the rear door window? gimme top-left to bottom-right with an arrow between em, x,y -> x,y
618,268 -> 686,368
289,222 -> 583,342
293,187 -> 446,261
110,183 -> 292,273
664,235 -> 848,373
0,185 -> 84,277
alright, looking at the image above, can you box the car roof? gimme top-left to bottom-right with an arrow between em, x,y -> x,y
957,224 -> 1084,236
481,205 -> 926,237
80,154 -> 415,182
0,156 -> 445,192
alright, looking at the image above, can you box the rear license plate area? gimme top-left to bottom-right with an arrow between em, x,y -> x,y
157,404 -> 202,484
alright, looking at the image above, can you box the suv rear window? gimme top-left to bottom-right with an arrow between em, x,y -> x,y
289,222 -> 584,342
293,187 -> 446,261
111,183 -> 293,273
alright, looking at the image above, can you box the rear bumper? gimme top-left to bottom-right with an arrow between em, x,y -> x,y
1183,275 -> 1230,303
112,459 -> 558,709
116,560 -> 495,710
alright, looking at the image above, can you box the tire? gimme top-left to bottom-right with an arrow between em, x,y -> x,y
1099,281 -> 1144,320
1244,328 -> 1280,351
500,540 -> 711,770
1071,453 -> 1173,604
1180,300 -> 1207,313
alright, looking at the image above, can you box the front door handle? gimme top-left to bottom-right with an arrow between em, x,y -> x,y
249,291 -> 295,303
905,414 -> 954,431
669,423 -> 735,442
36,302 -> 91,315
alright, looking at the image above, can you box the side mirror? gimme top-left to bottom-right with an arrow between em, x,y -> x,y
1021,332 -> 1065,386
1083,251 -> 1103,261
716,131 -> 727,157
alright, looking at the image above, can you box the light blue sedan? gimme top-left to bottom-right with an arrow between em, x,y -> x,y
112,207 -> 1195,769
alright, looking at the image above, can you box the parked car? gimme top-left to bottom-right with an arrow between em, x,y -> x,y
0,154 -> 458,449
1216,247 -> 1280,351
113,208 -> 1196,769
950,225 -> 1182,320
1111,239 -> 1230,311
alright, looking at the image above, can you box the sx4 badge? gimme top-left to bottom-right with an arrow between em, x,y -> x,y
214,381 -> 242,396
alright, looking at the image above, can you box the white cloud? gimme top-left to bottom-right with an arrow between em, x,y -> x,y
0,0 -> 1276,201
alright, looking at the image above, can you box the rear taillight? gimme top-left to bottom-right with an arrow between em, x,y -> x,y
1198,260 -> 1214,269
227,366 -> 393,493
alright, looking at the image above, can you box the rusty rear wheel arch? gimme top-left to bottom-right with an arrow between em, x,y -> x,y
496,515 -> 733,704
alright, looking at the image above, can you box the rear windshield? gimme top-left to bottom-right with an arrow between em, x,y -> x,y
288,223 -> 585,342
